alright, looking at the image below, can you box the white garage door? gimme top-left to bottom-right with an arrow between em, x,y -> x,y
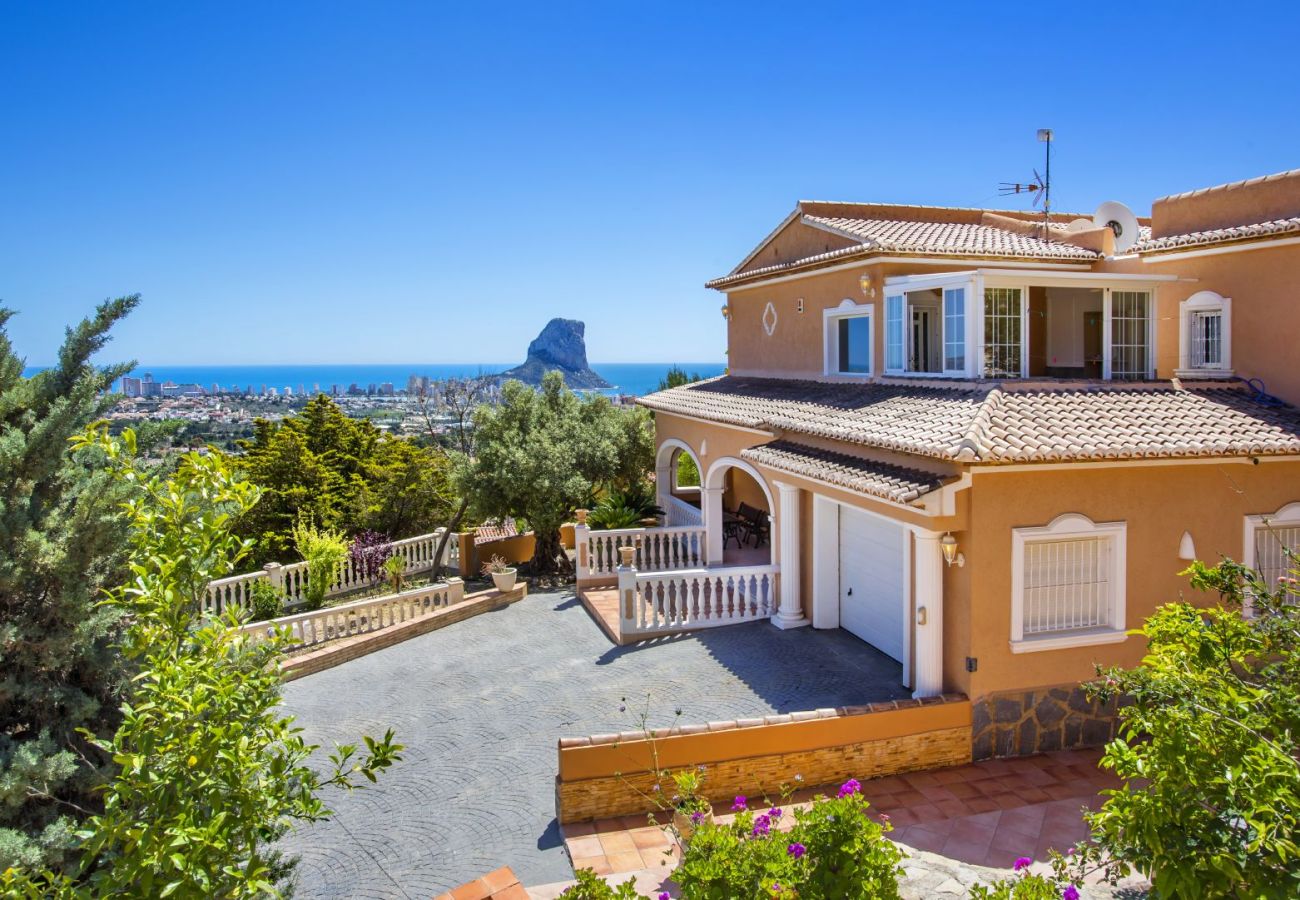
838,506 -> 906,662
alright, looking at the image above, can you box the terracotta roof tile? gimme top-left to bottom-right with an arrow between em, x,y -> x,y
1132,216 -> 1300,254
640,376 -> 1300,464
805,216 -> 1101,260
706,213 -> 1100,289
742,440 -> 948,503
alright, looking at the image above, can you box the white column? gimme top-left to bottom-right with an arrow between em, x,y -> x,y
911,527 -> 945,698
702,485 -> 724,565
655,455 -> 674,514
772,481 -> 809,629
811,495 -> 840,629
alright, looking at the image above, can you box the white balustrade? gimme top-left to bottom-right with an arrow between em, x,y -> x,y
619,564 -> 778,635
583,525 -> 707,578
664,492 -> 704,527
204,527 -> 461,616
202,570 -> 267,616
236,578 -> 465,650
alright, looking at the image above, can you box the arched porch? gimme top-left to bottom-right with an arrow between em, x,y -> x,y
702,456 -> 776,568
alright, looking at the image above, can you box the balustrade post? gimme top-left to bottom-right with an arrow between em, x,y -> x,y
616,546 -> 637,634
447,576 -> 465,605
263,562 -> 285,596
574,509 -> 591,581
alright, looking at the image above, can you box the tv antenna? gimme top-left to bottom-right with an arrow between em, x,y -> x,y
998,128 -> 1054,223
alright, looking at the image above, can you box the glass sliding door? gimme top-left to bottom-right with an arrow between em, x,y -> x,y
1110,291 -> 1151,380
983,287 -> 1022,377
885,294 -> 904,372
943,287 -> 966,372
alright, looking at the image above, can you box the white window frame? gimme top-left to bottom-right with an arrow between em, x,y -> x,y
881,275 -> 976,378
823,299 -> 874,378
1242,502 -> 1300,614
1176,290 -> 1233,378
1010,513 -> 1128,653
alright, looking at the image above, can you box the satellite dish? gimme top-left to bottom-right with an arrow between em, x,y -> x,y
1093,201 -> 1139,252
1066,217 -> 1094,233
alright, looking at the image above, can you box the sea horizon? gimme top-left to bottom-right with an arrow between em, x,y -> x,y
23,361 -> 727,398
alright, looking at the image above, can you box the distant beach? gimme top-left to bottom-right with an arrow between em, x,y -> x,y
25,362 -> 726,398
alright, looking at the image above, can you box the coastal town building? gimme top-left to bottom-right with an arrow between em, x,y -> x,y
608,167 -> 1300,758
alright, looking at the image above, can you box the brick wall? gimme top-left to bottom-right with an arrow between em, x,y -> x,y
555,695 -> 971,823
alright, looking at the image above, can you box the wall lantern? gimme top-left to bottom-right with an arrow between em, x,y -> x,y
721,304 -> 731,320
941,532 -> 965,567
859,273 -> 874,297
1178,530 -> 1197,561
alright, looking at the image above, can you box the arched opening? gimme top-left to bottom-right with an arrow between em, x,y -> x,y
655,439 -> 703,526
704,457 -> 776,567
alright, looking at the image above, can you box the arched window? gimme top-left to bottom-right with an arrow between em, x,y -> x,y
1177,291 -> 1232,376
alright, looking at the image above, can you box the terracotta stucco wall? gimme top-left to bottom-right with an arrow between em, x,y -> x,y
726,261 -> 985,379
1143,242 -> 1300,405
962,458 -> 1300,699
1151,169 -> 1300,238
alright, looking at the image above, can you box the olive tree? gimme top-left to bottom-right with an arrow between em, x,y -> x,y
460,371 -> 649,573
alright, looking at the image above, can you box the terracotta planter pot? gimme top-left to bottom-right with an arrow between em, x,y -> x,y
490,569 -> 517,592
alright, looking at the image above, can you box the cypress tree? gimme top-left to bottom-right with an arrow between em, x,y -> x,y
0,296 -> 139,869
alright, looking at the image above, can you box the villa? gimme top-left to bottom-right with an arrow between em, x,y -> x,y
581,167 -> 1300,759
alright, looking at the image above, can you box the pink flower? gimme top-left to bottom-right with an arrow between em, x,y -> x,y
1062,886 -> 1080,900
1014,856 -> 1033,872
732,795 -> 747,811
838,778 -> 861,798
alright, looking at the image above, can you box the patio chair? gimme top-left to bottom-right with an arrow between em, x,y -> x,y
735,502 -> 771,548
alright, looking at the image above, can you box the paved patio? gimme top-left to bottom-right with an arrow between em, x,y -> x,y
279,589 -> 909,897
562,748 -> 1120,887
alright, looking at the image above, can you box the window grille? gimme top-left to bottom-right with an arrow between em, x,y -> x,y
1023,537 -> 1111,634
983,288 -> 1022,377
1254,525 -> 1300,591
1189,309 -> 1223,368
1110,291 -> 1151,380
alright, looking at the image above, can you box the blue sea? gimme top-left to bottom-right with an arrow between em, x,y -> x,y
34,362 -> 726,398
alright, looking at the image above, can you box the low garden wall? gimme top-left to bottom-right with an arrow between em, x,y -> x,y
271,583 -> 529,680
555,694 -> 970,824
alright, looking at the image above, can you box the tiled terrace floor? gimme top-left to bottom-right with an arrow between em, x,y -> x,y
563,748 -> 1117,881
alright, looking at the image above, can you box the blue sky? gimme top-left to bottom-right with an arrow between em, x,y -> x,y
4,1 -> 1298,366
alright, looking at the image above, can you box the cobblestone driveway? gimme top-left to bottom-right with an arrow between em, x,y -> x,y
280,590 -> 908,897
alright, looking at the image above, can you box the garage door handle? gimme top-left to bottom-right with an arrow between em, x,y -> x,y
846,587 -> 852,596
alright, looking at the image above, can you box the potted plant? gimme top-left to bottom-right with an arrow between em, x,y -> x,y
667,768 -> 713,842
481,554 -> 517,592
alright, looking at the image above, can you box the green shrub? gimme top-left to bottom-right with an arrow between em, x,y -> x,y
969,860 -> 1079,899
1077,556 -> 1300,899
558,868 -> 638,899
674,779 -> 904,899
588,481 -> 664,530
292,519 -> 350,609
247,579 -> 285,622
